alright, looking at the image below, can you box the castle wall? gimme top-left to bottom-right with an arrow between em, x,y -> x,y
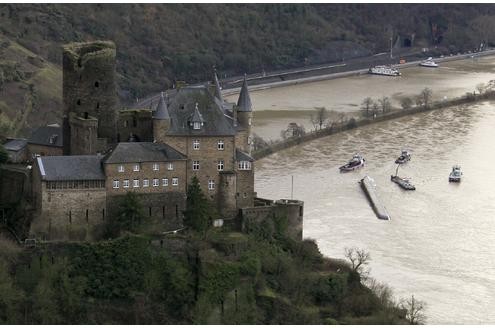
69,113 -> 99,155
119,109 -> 154,142
27,144 -> 63,159
235,168 -> 254,209
218,172 -> 237,218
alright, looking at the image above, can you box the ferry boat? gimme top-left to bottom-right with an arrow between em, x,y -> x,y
395,150 -> 411,164
368,65 -> 401,76
339,154 -> 365,172
449,165 -> 462,182
391,175 -> 416,190
419,57 -> 439,68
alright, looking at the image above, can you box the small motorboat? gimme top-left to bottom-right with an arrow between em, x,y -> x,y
339,154 -> 365,172
395,150 -> 411,164
420,57 -> 439,68
449,165 -> 462,182
368,65 -> 401,76
391,175 -> 416,190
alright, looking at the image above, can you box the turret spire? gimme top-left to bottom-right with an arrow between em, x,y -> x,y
153,91 -> 170,120
237,74 -> 252,112
213,67 -> 224,103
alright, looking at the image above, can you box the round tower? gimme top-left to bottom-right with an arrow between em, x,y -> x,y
153,92 -> 171,143
63,41 -> 118,154
236,75 -> 253,152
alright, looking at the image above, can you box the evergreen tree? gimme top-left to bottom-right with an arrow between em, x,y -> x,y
117,192 -> 145,232
183,176 -> 211,233
0,144 -> 8,164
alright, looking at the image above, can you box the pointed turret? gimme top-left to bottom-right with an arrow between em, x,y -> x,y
153,92 -> 170,120
213,68 -> 224,104
190,103 -> 204,130
153,92 -> 171,143
237,74 -> 252,112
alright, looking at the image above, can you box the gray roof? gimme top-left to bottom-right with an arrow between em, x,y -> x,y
28,126 -> 63,147
166,86 -> 237,136
237,75 -> 252,112
37,155 -> 105,181
213,69 -> 224,103
236,149 -> 254,162
153,92 -> 170,120
103,142 -> 186,164
3,138 -> 27,151
190,103 -> 204,124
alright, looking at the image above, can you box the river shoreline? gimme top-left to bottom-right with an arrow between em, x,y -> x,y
252,90 -> 495,160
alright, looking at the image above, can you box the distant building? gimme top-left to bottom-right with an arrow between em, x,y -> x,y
3,138 -> 28,163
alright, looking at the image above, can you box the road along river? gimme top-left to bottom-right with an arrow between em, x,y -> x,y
254,101 -> 495,324
225,55 -> 495,142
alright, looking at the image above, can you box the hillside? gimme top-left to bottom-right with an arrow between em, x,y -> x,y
1,3 -> 495,137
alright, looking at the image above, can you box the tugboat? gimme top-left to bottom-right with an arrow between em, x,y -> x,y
449,165 -> 462,182
368,65 -> 401,76
395,150 -> 411,164
391,164 -> 415,190
419,57 -> 439,68
339,154 -> 365,172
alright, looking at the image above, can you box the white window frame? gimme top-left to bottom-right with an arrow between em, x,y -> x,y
193,139 -> 200,150
123,179 -> 129,188
167,163 -> 174,171
193,122 -> 201,130
217,140 -> 224,150
118,165 -> 124,173
172,177 -> 178,186
162,178 -> 169,186
133,164 -> 140,172
112,180 -> 120,189
133,179 -> 139,188
238,161 -> 252,170
217,160 -> 224,171
152,163 -> 160,171
192,160 -> 200,171
208,179 -> 215,190
153,178 -> 159,187
143,179 -> 149,187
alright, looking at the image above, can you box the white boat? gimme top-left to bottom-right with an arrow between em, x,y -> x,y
395,150 -> 411,164
339,154 -> 365,172
420,57 -> 439,68
368,65 -> 401,76
449,165 -> 462,182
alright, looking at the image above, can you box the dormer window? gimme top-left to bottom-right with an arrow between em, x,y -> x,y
193,122 -> 201,130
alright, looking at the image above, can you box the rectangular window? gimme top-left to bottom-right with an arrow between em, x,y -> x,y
123,179 -> 129,188
168,163 -> 174,171
153,178 -> 159,187
113,180 -> 120,189
172,177 -> 178,186
133,164 -> 140,172
118,165 -> 124,173
162,178 -> 168,186
143,179 -> 149,187
238,161 -> 252,170
217,160 -> 224,171
193,122 -> 201,130
133,179 -> 139,188
152,163 -> 160,171
217,140 -> 224,150
193,139 -> 200,150
193,160 -> 200,171
208,179 -> 215,190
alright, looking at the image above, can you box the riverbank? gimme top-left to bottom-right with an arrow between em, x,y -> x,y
252,90 -> 495,160
223,49 -> 495,97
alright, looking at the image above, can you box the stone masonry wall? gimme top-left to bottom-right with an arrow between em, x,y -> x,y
118,109 -> 154,142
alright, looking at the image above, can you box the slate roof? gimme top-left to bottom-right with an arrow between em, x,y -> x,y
103,142 -> 186,164
190,104 -> 204,124
153,92 -> 170,120
236,149 -> 254,162
37,155 -> 105,181
166,86 -> 237,136
213,69 -> 224,103
237,75 -> 252,112
3,138 -> 27,152
28,126 -> 63,147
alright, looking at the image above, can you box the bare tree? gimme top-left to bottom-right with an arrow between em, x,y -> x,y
399,295 -> 427,325
371,101 -> 380,118
476,82 -> 486,95
378,96 -> 391,114
251,133 -> 268,151
281,122 -> 305,139
310,107 -> 328,130
418,87 -> 432,109
344,247 -> 371,278
400,97 -> 413,110
361,97 -> 373,117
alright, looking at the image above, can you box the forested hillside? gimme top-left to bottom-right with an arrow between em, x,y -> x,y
1,3 -> 495,136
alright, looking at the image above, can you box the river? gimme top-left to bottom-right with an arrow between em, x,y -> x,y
251,56 -> 495,324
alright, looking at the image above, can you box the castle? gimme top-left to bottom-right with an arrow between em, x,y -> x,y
2,41 -> 303,242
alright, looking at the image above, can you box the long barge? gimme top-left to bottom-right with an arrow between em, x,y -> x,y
360,175 -> 391,220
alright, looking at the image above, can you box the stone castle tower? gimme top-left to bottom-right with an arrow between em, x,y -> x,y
62,41 -> 118,155
153,92 -> 171,143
